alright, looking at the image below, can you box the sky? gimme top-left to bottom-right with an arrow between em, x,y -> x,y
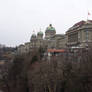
0,0 -> 92,47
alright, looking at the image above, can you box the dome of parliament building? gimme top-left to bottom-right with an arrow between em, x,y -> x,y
45,24 -> 56,32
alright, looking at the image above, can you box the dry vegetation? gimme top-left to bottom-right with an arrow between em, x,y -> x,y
0,47 -> 92,92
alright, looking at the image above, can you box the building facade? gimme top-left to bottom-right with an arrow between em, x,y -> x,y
66,20 -> 92,48
17,24 -> 66,54
17,20 -> 92,54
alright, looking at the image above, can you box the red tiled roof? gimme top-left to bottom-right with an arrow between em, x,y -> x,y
47,49 -> 65,53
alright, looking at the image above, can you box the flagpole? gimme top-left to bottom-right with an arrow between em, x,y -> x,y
87,11 -> 91,21
87,12 -> 88,21
87,10 -> 88,21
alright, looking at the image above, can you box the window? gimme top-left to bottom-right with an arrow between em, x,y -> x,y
85,31 -> 89,41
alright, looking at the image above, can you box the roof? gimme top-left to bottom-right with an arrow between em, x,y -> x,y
73,20 -> 85,27
52,34 -> 65,38
37,31 -> 43,35
67,20 -> 92,32
47,49 -> 65,53
25,42 -> 30,45
32,33 -> 36,37
73,20 -> 92,27
19,44 -> 24,47
46,24 -> 56,32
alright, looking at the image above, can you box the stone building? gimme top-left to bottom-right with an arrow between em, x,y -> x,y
17,20 -> 92,55
17,44 -> 25,54
30,33 -> 37,47
30,31 -> 44,47
47,34 -> 66,49
17,24 -> 66,54
25,42 -> 30,53
66,20 -> 92,48
29,24 -> 66,50
57,35 -> 66,49
37,31 -> 43,39
36,31 -> 44,48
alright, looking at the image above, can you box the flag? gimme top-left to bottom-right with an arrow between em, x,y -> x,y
87,12 -> 91,20
88,12 -> 91,16
33,30 -> 35,33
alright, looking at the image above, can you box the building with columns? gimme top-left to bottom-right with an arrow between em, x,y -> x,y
66,20 -> 92,48
17,24 -> 66,54
17,20 -> 92,54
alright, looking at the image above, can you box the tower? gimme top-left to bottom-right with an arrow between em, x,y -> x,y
45,24 -> 56,39
30,33 -> 36,42
30,32 -> 37,48
37,31 -> 43,39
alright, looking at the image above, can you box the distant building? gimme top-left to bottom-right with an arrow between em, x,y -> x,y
66,20 -> 92,48
17,20 -> 92,54
0,44 -> 5,48
17,44 -> 25,54
17,24 -> 66,54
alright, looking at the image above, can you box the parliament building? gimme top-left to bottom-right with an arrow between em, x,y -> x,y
17,20 -> 92,54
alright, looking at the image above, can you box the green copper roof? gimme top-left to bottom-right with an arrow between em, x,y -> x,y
46,24 -> 56,31
37,31 -> 43,35
46,27 -> 55,30
32,33 -> 36,37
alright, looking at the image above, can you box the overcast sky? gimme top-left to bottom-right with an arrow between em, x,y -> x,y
0,0 -> 92,47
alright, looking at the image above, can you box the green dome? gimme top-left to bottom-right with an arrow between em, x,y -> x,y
46,24 -> 56,31
32,33 -> 36,37
37,31 -> 43,35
